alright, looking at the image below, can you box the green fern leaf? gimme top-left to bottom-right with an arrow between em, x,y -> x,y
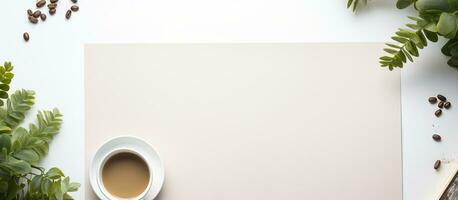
379,15 -> 439,70
3,90 -> 35,131
29,109 -> 62,142
10,109 -> 62,164
0,62 -> 14,107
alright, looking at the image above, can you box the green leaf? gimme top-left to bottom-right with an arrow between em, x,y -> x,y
396,0 -> 413,9
51,181 -> 64,200
3,73 -> 13,80
6,178 -> 21,200
0,84 -> 9,92
424,30 -> 438,42
0,135 -> 11,153
397,51 -> 407,63
380,56 -> 393,61
402,49 -> 414,62
408,16 -> 424,22
64,193 -> 74,200
405,41 -> 419,56
392,36 -> 409,43
437,12 -> 458,38
14,149 -> 39,163
46,168 -> 64,179
386,43 -> 402,49
441,39 -> 458,56
3,62 -> 13,72
30,175 -> 43,193
416,30 -> 428,47
67,182 -> 80,192
415,0 -> 449,12
0,91 -> 8,99
41,178 -> 51,195
447,57 -> 458,68
347,0 -> 354,8
347,0 -> 367,12
396,29 -> 416,38
406,23 -> 419,30
3,158 -> 31,174
384,48 -> 398,54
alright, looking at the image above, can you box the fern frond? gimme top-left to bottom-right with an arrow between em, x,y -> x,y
3,90 -> 35,131
379,15 -> 439,70
347,0 -> 367,12
29,108 -> 62,142
0,62 -> 14,107
10,109 -> 62,164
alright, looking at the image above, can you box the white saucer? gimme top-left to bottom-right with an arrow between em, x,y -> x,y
90,136 -> 165,200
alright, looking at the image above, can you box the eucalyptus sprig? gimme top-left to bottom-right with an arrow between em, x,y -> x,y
0,61 -> 79,200
347,0 -> 458,70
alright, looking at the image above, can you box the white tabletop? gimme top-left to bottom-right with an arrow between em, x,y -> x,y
1,1 -> 456,199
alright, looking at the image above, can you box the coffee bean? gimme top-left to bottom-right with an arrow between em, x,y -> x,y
429,97 -> 438,104
71,0 -> 77,3
444,102 -> 451,109
434,160 -> 441,170
438,94 -> 447,102
48,3 -> 57,9
23,32 -> 29,42
49,8 -> 56,15
435,109 -> 442,117
65,10 -> 71,19
32,10 -> 41,18
70,5 -> 79,12
40,13 -> 47,21
28,16 -> 38,24
438,101 -> 444,108
36,0 -> 46,8
432,134 -> 441,142
50,0 -> 59,3
27,9 -> 33,16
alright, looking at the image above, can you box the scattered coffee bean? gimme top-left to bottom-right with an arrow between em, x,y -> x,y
40,13 -> 47,21
49,8 -> 56,15
48,3 -> 57,9
438,94 -> 447,102
27,9 -> 33,16
36,0 -> 46,8
434,160 -> 441,170
23,32 -> 29,42
32,10 -> 41,18
444,102 -> 451,109
432,134 -> 441,142
70,5 -> 79,12
65,10 -> 71,19
71,0 -> 77,3
435,109 -> 442,117
50,0 -> 59,3
438,101 -> 444,108
28,16 -> 38,24
429,97 -> 438,104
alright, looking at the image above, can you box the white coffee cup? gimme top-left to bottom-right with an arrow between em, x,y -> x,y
90,136 -> 165,200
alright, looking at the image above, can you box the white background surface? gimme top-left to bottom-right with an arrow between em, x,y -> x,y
0,0 -> 457,199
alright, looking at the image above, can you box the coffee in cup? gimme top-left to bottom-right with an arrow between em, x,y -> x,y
101,151 -> 151,199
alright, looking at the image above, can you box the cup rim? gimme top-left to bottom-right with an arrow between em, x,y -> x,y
97,148 -> 153,200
